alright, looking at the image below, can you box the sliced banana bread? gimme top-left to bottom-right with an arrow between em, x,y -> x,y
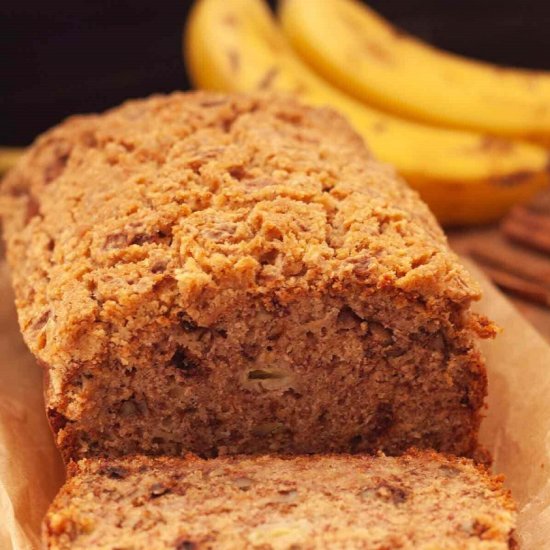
43,452 -> 517,549
0,92 -> 494,461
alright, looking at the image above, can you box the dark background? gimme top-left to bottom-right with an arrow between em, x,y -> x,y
1,0 -> 549,146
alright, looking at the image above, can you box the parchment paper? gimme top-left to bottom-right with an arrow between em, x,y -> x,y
0,260 -> 65,550
0,257 -> 548,549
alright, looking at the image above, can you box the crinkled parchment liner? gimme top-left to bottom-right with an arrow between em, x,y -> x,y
0,258 -> 549,549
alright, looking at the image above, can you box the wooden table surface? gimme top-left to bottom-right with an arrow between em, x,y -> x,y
449,227 -> 550,343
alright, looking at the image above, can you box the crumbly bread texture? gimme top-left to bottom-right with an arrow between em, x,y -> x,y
0,92 -> 495,461
43,452 -> 517,550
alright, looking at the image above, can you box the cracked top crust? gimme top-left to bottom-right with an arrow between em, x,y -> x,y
0,92 -> 479,367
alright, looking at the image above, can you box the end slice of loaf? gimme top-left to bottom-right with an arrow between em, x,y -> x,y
43,451 -> 517,549
0,92 -> 495,461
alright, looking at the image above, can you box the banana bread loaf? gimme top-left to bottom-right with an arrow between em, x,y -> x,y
0,92 -> 494,461
43,451 -> 517,549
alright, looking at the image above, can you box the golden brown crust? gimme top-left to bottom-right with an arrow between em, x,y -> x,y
43,451 -> 517,549
0,91 -> 478,363
0,92 -> 490,460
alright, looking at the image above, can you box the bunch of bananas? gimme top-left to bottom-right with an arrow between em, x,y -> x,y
184,0 -> 550,225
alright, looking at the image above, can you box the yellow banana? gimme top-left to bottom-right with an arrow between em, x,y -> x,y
184,0 -> 549,225
0,147 -> 24,175
279,0 -> 550,145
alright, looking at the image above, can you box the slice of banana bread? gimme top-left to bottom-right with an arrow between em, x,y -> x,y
43,452 -> 517,549
0,92 -> 494,461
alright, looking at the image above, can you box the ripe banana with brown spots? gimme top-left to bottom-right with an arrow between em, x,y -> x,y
280,0 -> 550,146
